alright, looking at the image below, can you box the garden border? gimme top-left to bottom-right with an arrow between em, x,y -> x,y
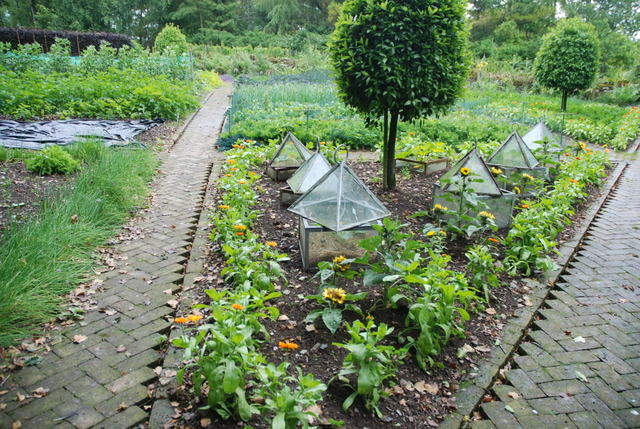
438,157 -> 629,429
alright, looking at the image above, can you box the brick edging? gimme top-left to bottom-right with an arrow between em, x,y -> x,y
439,160 -> 629,428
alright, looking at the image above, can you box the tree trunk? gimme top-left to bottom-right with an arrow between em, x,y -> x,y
561,90 -> 568,112
383,112 -> 398,190
383,110 -> 388,152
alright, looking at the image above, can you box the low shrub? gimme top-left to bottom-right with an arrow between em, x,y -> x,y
25,145 -> 80,175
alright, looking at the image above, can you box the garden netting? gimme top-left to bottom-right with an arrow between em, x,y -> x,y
0,119 -> 161,150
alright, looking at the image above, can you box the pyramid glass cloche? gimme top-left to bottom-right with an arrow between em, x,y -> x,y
265,132 -> 313,181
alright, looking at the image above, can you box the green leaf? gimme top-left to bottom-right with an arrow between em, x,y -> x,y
343,391 -> 359,411
272,412 -> 286,429
323,308 -> 343,334
363,269 -> 386,287
223,361 -> 240,394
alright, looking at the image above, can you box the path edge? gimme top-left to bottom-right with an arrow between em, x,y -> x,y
439,159 -> 629,428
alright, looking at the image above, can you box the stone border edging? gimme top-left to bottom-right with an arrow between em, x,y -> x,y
439,159 -> 629,429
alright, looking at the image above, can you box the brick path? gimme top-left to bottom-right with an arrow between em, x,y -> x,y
0,84 -> 232,429
470,156 -> 640,429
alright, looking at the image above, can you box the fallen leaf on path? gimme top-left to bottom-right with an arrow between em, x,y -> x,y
12,421 -> 21,429
167,300 -> 179,309
32,388 -> 49,398
415,381 -> 439,395
486,308 -> 496,315
507,391 -> 520,399
73,335 -> 87,344
574,336 -> 586,343
200,418 -> 211,427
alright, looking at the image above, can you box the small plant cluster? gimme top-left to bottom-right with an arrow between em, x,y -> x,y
502,144 -> 608,275
611,106 -> 640,150
25,145 -> 80,175
174,141 -> 327,428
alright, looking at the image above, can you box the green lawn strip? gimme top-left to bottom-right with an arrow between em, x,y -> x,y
0,144 -> 157,346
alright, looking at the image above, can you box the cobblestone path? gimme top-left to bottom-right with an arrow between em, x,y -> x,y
470,156 -> 640,429
0,85 -> 232,429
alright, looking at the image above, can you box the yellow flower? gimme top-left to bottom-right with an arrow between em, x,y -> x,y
460,167 -> 471,176
434,203 -> 448,211
238,180 -> 247,185
266,241 -> 277,247
333,255 -> 346,264
226,159 -> 235,164
323,287 -> 347,304
522,173 -> 534,181
231,304 -> 245,310
233,225 -> 247,231
187,314 -> 203,322
439,231 -> 447,236
278,341 -> 299,350
579,142 -> 587,150
479,211 -> 496,220
332,256 -> 350,271
427,231 -> 436,237
491,167 -> 503,175
514,186 -> 521,194
218,204 -> 230,210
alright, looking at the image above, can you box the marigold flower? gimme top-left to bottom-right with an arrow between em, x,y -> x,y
249,171 -> 258,176
563,153 -> 570,156
569,179 -> 578,184
323,287 -> 347,304
460,167 -> 471,176
226,159 -> 235,164
514,186 -> 522,194
231,304 -> 245,310
434,203 -> 448,211
266,241 -> 277,247
427,230 -> 436,237
479,211 -> 496,220
522,173 -> 534,181
235,232 -> 245,236
520,204 -> 529,209
230,167 -> 238,171
238,180 -> 246,185
491,167 -> 503,175
187,314 -> 203,322
366,315 -> 374,320
224,173 -> 232,177
278,341 -> 299,350
174,317 -> 188,324
233,225 -> 247,231
488,237 -> 500,243
218,204 -> 230,210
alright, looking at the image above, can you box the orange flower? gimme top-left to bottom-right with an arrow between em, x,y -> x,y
520,204 -> 529,209
175,317 -> 188,324
266,241 -> 277,247
225,174 -> 232,177
488,237 -> 500,243
231,304 -> 245,310
187,314 -> 203,322
563,153 -> 570,156
239,180 -> 247,185
233,225 -> 247,231
569,179 -> 578,184
235,232 -> 245,236
230,167 -> 238,171
226,159 -> 235,164
575,157 -> 581,160
278,341 -> 299,350
249,171 -> 258,176
218,204 -> 230,210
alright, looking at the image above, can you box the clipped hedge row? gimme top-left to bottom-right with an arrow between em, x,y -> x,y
0,27 -> 131,55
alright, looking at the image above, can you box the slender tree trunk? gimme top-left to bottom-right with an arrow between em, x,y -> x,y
383,112 -> 398,190
561,90 -> 568,112
383,110 -> 388,151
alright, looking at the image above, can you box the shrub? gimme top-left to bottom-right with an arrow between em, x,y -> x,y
154,24 -> 190,55
25,145 -> 80,175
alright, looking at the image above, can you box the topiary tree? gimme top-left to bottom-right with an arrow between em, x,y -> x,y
154,24 -> 190,55
534,18 -> 600,112
329,0 -> 470,190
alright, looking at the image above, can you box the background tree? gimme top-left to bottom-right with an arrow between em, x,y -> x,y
153,23 -> 190,54
534,18 -> 600,111
329,0 -> 470,190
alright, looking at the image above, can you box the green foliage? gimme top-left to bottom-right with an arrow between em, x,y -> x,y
534,19 -> 600,110
329,0 -> 470,189
333,320 -> 406,418
465,244 -> 502,303
154,24 -> 190,55
25,145 -> 80,175
0,142 -> 156,346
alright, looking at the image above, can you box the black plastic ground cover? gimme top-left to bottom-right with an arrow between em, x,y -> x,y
0,119 -> 161,150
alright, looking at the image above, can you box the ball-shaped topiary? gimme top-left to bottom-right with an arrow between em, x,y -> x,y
534,18 -> 600,111
329,0 -> 470,189
154,24 -> 190,55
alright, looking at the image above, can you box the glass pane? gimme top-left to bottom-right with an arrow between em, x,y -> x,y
288,163 -> 390,231
488,132 -> 539,168
441,149 -> 502,196
523,122 -> 560,151
287,151 -> 332,194
268,132 -> 312,169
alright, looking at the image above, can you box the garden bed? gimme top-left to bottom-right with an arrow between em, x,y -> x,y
169,158 -> 610,428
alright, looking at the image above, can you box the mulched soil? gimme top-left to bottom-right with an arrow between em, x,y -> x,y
0,161 -> 72,236
169,160 -> 610,429
136,121 -> 178,151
